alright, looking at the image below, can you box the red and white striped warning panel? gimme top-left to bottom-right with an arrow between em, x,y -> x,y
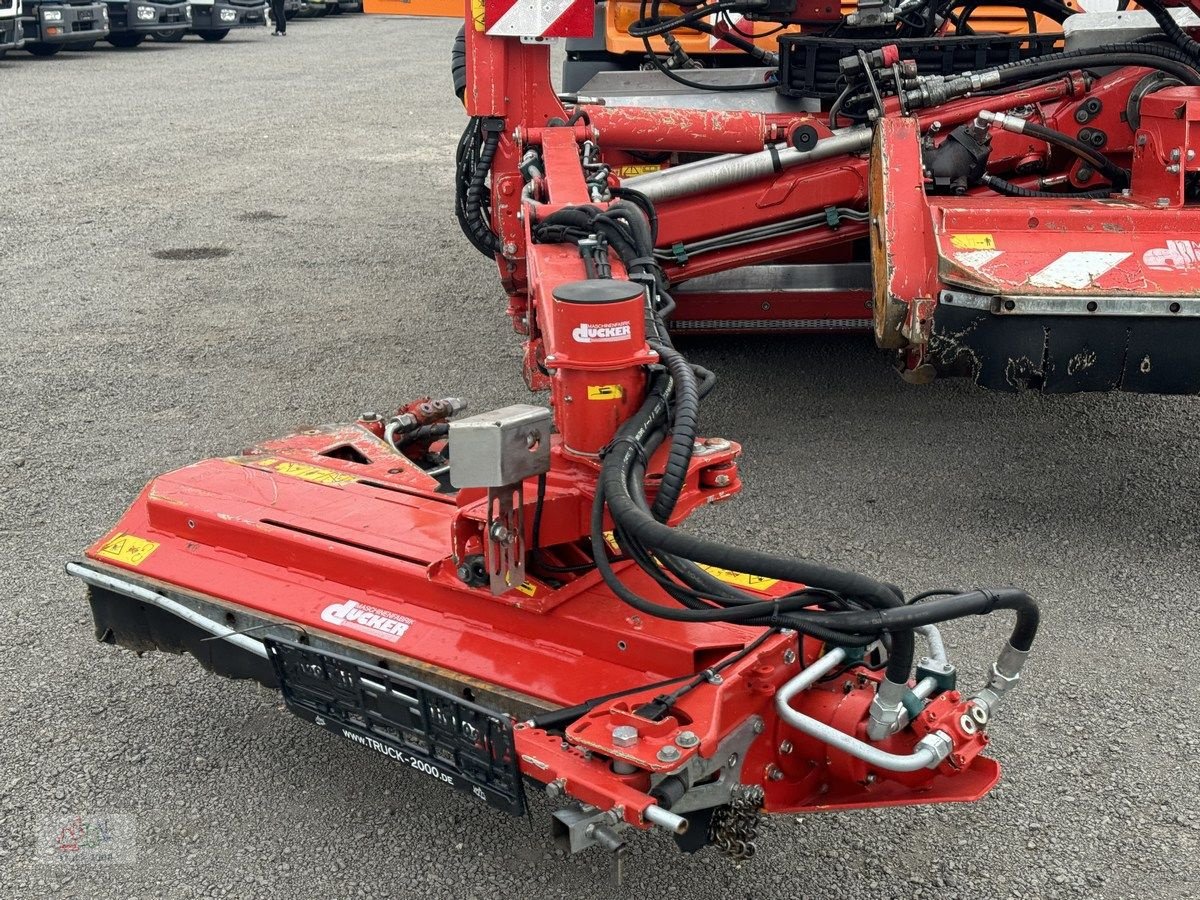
484,0 -> 594,37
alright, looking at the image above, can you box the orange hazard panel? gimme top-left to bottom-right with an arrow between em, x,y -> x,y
364,0 -> 460,16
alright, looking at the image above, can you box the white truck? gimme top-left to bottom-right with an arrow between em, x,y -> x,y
0,0 -> 22,58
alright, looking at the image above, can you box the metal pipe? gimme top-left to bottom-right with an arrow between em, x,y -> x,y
622,127 -> 873,203
643,804 -> 689,834
776,648 -> 951,773
66,562 -> 269,660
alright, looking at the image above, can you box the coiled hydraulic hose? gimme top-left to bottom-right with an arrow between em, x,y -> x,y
455,118 -> 502,258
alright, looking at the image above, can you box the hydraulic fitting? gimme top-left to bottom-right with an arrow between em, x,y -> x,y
971,643 -> 1030,718
866,678 -> 909,741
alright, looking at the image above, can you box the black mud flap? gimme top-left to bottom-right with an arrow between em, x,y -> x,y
928,304 -> 1200,394
264,638 -> 526,817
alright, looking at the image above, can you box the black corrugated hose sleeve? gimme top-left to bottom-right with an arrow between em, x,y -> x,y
1138,0 -> 1200,62
992,44 -> 1200,87
649,345 -> 699,522
982,174 -> 1113,199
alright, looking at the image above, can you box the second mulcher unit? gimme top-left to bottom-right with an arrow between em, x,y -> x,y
20,0 -> 109,55
103,0 -> 189,46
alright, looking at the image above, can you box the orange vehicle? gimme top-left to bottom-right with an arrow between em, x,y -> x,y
364,0 -> 1074,92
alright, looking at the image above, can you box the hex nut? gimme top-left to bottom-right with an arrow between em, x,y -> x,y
675,730 -> 699,749
612,725 -> 639,748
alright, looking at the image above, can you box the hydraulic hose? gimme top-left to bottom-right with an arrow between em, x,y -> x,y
1020,121 -> 1129,187
981,174 -> 1113,199
991,44 -> 1200,88
1137,0 -> 1200,62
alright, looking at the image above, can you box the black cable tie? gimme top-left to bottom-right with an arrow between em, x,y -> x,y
767,142 -> 783,173
600,434 -> 648,467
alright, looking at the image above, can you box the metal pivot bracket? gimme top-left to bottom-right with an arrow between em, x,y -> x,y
485,483 -> 527,595
449,404 -> 553,596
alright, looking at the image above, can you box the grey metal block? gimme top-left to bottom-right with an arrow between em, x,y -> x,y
449,405 -> 552,489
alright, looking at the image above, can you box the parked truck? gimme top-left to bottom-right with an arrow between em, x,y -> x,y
0,0 -> 22,58
101,0 -> 190,47
20,0 -> 108,55
152,0 -> 266,41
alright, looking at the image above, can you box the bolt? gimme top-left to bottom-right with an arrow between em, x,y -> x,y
712,473 -> 731,488
727,753 -> 739,768
545,779 -> 566,799
783,649 -> 797,665
779,740 -> 794,754
1167,164 -> 1181,174
489,522 -> 511,543
657,745 -> 681,763
612,725 -> 639,748
1189,150 -> 1197,161
502,242 -> 517,256
1171,148 -> 1182,162
766,764 -> 784,782
675,730 -> 699,749
752,719 -> 764,734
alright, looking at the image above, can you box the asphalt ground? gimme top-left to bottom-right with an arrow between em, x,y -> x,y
2,15 -> 1199,900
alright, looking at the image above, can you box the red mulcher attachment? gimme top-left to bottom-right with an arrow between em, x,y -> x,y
68,162 -> 1038,864
82,0 -> 1200,869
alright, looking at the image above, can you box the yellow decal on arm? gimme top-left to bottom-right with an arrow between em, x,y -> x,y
252,457 -> 357,485
588,385 -> 624,401
614,165 -> 662,178
694,563 -> 779,591
97,533 -> 160,567
950,233 -> 996,250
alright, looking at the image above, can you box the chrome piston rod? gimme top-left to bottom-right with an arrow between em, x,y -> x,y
622,127 -> 873,204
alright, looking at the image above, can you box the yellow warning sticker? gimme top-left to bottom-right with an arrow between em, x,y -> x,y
695,563 -> 779,592
613,165 -> 663,178
471,0 -> 485,31
97,533 -> 160,567
588,385 -> 624,401
515,581 -> 538,597
602,530 -> 621,554
253,457 -> 357,486
950,233 -> 996,250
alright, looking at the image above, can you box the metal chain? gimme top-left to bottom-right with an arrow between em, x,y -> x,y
707,785 -> 765,861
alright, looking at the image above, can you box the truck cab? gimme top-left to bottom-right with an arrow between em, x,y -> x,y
20,0 -> 109,55
102,0 -> 191,46
0,0 -> 22,58
189,0 -> 266,38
